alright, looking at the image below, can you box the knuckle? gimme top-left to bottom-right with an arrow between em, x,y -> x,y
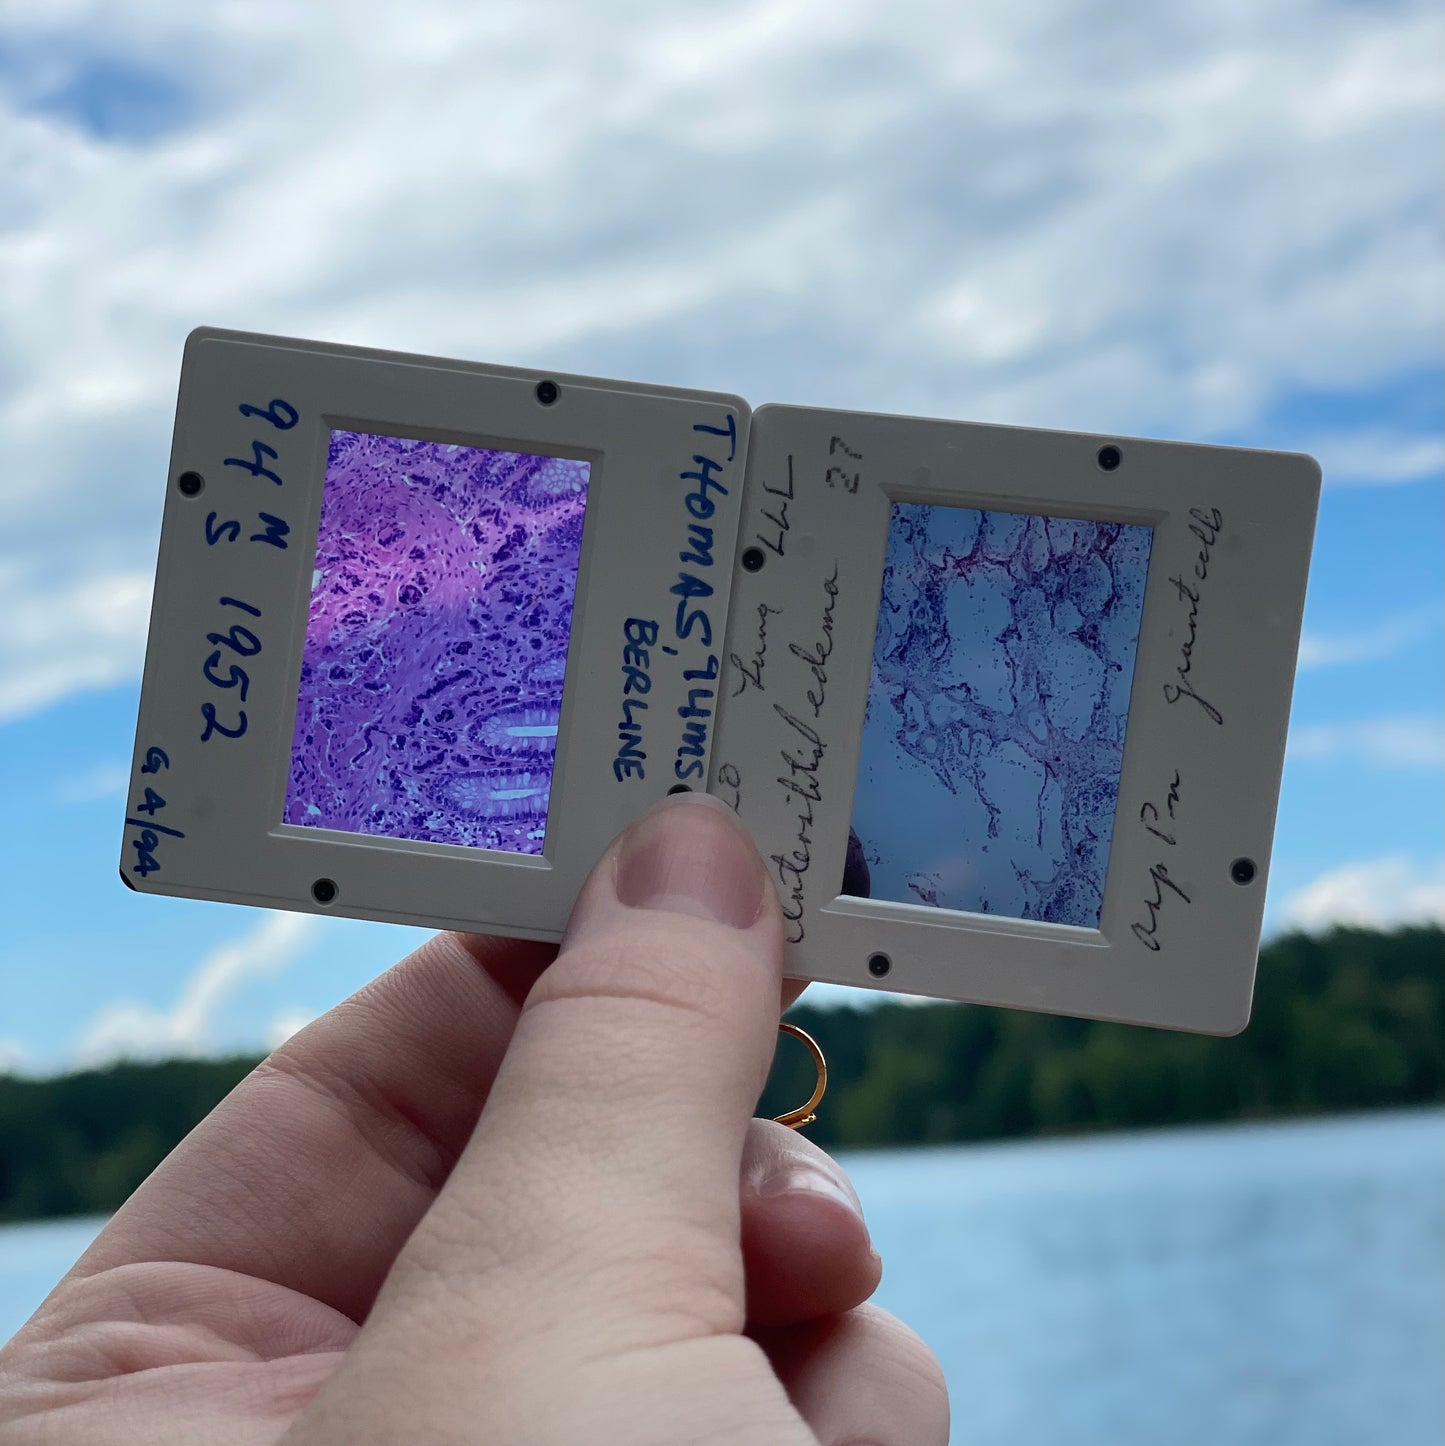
533,916 -> 758,1027
251,1050 -> 457,1195
580,1228 -> 744,1346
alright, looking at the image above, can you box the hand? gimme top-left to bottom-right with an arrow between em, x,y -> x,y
0,793 -> 948,1444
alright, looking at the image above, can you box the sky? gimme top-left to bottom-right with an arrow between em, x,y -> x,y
0,0 -> 1441,1075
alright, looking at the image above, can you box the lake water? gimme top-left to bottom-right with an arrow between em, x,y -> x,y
1,1108 -> 1440,1444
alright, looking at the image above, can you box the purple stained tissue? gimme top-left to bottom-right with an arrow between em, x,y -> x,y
283,430 -> 590,853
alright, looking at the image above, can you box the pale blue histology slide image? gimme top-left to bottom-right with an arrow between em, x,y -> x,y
848,504 -> 1152,927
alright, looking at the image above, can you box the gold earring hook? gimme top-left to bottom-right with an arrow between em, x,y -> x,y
772,1020 -> 827,1130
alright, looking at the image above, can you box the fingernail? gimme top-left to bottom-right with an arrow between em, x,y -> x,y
758,1163 -> 867,1226
615,792 -> 766,930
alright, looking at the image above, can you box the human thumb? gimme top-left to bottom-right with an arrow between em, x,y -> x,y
368,791 -> 787,1353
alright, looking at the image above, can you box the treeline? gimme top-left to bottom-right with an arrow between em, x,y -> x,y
761,925 -> 1444,1148
0,1056 -> 258,1224
2,925 -> 1441,1223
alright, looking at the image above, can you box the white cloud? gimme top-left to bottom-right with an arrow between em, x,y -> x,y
0,0 -> 1438,719
1279,855 -> 1445,933
0,563 -> 152,723
1297,602 -> 1443,669
1311,430 -> 1445,487
1287,716 -> 1443,770
0,1039 -> 27,1074
74,912 -> 316,1064
56,760 -> 130,804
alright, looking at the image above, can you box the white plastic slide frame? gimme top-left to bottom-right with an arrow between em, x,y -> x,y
124,329 -> 1319,1033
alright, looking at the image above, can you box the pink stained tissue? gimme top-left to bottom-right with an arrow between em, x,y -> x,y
283,429 -> 590,853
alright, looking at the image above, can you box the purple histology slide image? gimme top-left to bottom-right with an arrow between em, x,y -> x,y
284,430 -> 589,853
848,503 -> 1152,926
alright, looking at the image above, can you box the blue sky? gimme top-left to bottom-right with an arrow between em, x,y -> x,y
1,0 -> 1440,1073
